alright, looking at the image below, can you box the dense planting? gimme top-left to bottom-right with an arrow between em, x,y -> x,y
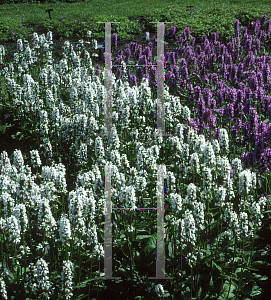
0,13 -> 271,300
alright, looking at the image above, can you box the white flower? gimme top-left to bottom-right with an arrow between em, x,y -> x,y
12,149 -> 24,171
76,142 -> 88,167
181,209 -> 197,248
119,185 -> 137,209
1,191 -> 15,218
215,186 -> 226,207
110,149 -> 121,165
220,156 -> 231,180
193,134 -> 206,155
238,169 -> 256,195
239,211 -> 249,240
16,38 -> 24,53
61,260 -> 74,299
169,192 -> 182,213
189,152 -> 200,174
211,139 -> 220,155
59,214 -> 72,246
202,166 -> 212,190
30,149 -> 42,169
182,105 -> 191,121
91,244 -> 104,260
187,127 -> 197,149
0,277 -> 8,300
154,283 -> 165,298
165,171 -> 176,193
6,215 -> 21,244
219,128 -> 229,153
0,151 -> 12,174
184,183 -> 198,206
86,30 -> 92,38
181,143 -> 190,162
193,201 -> 205,231
13,203 -> 28,233
203,141 -> 216,168
231,157 -> 243,178
37,197 -> 57,239
86,223 -> 98,246
36,258 -> 52,297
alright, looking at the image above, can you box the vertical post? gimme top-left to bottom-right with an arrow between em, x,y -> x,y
149,165 -> 174,279
104,22 -> 113,137
95,164 -> 121,280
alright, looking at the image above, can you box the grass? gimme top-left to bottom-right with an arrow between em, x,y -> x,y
1,0 -> 271,44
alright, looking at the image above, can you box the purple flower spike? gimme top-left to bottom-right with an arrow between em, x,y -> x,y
112,33 -> 118,47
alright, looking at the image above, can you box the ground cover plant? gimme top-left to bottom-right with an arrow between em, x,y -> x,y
1,0 -> 271,299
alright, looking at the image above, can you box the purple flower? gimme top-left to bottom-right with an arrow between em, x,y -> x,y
184,27 -> 191,38
169,51 -> 177,65
225,103 -> 234,121
130,74 -> 137,87
235,118 -> 242,130
95,64 -> 100,77
173,65 -> 180,81
260,148 -> 271,173
260,15 -> 267,26
190,37 -> 196,47
180,65 -> 188,80
230,65 -> 237,82
136,66 -> 144,82
268,104 -> 271,121
243,51 -> 255,69
135,44 -> 142,61
138,54 -> 147,66
248,107 -> 259,139
167,26 -> 176,38
220,64 -> 229,81
202,108 -> 214,127
195,45 -> 201,56
112,33 -> 118,47
261,95 -> 271,113
124,47 -> 131,64
211,32 -> 218,43
241,150 -> 254,168
203,88 -> 212,106
248,75 -> 258,91
234,19 -> 240,37
216,107 -> 224,117
196,97 -> 205,117
227,41 -> 235,53
265,19 -> 271,33
252,20 -> 261,35
255,38 -> 261,50
149,64 -> 157,85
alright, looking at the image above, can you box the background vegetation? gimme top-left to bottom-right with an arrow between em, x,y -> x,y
1,0 -> 271,45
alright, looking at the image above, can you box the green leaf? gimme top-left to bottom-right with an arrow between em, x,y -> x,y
212,261 -> 222,272
144,235 -> 156,254
250,284 -> 262,296
135,235 -> 152,240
